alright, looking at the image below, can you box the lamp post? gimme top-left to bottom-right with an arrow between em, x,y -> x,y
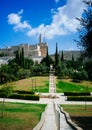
32,77 -> 36,91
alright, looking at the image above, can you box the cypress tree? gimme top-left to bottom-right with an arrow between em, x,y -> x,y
61,50 -> 64,61
55,43 -> 59,67
15,48 -> 20,65
21,47 -> 24,68
46,46 -> 50,67
72,54 -> 74,61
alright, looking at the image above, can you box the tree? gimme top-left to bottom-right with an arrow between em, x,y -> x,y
55,43 -> 59,67
21,47 -> 25,68
0,65 -> 10,84
0,71 -> 8,84
61,50 -> 64,61
57,62 -> 69,78
14,47 -> 25,68
45,46 -> 50,67
1,85 -> 13,118
41,47 -> 54,68
14,49 -> 20,65
24,58 -> 34,69
72,54 -> 74,61
85,61 -> 92,79
76,0 -> 92,57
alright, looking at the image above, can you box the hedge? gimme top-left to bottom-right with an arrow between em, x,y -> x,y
0,90 -> 35,94
13,90 -> 35,94
64,92 -> 91,96
67,96 -> 92,101
9,93 -> 40,100
0,93 -> 39,101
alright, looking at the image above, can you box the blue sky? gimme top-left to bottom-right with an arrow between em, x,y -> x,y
0,0 -> 86,54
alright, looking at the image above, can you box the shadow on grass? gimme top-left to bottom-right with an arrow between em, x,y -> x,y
71,116 -> 92,130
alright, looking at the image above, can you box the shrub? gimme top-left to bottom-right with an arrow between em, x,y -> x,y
0,91 -> 39,100
1,85 -> 13,98
9,93 -> 40,100
64,92 -> 91,96
72,70 -> 88,81
13,90 -> 35,94
67,96 -> 92,101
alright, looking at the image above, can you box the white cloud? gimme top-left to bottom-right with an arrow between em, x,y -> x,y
8,13 -> 21,25
27,0 -> 86,39
27,24 -> 45,37
7,9 -> 31,31
7,0 -> 86,39
18,9 -> 24,15
54,0 -> 60,3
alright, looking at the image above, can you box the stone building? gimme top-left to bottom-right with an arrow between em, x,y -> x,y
39,34 -> 47,57
0,34 -> 48,59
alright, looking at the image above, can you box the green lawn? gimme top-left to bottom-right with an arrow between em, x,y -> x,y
61,105 -> 92,116
35,82 -> 49,93
0,77 -> 92,93
0,102 -> 46,130
56,80 -> 92,93
0,76 -> 49,93
61,105 -> 92,130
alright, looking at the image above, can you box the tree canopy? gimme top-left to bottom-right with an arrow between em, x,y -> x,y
76,0 -> 92,58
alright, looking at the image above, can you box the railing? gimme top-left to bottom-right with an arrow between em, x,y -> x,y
33,106 -> 47,130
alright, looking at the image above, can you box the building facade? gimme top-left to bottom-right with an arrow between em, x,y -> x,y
0,34 -> 48,58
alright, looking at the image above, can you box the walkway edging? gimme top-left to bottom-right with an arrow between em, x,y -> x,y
58,105 -> 83,130
33,106 -> 47,130
53,103 -> 60,130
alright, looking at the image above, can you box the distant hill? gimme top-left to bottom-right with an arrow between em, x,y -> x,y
50,51 -> 81,61
59,51 -> 81,61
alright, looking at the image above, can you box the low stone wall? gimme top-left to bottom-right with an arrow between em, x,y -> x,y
53,103 -> 60,130
58,105 -> 83,130
33,106 -> 47,130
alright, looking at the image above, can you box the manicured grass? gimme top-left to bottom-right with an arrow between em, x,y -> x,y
0,76 -> 49,93
0,77 -> 92,93
0,102 -> 46,130
61,105 -> 92,116
35,82 -> 49,93
61,105 -> 92,130
56,79 -> 92,93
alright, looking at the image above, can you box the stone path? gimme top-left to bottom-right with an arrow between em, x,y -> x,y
41,102 -> 57,130
41,72 -> 57,130
49,74 -> 56,93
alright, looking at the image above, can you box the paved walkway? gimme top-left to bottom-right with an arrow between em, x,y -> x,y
41,73 -> 57,130
0,96 -> 92,105
41,102 -> 57,130
49,74 -> 56,93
